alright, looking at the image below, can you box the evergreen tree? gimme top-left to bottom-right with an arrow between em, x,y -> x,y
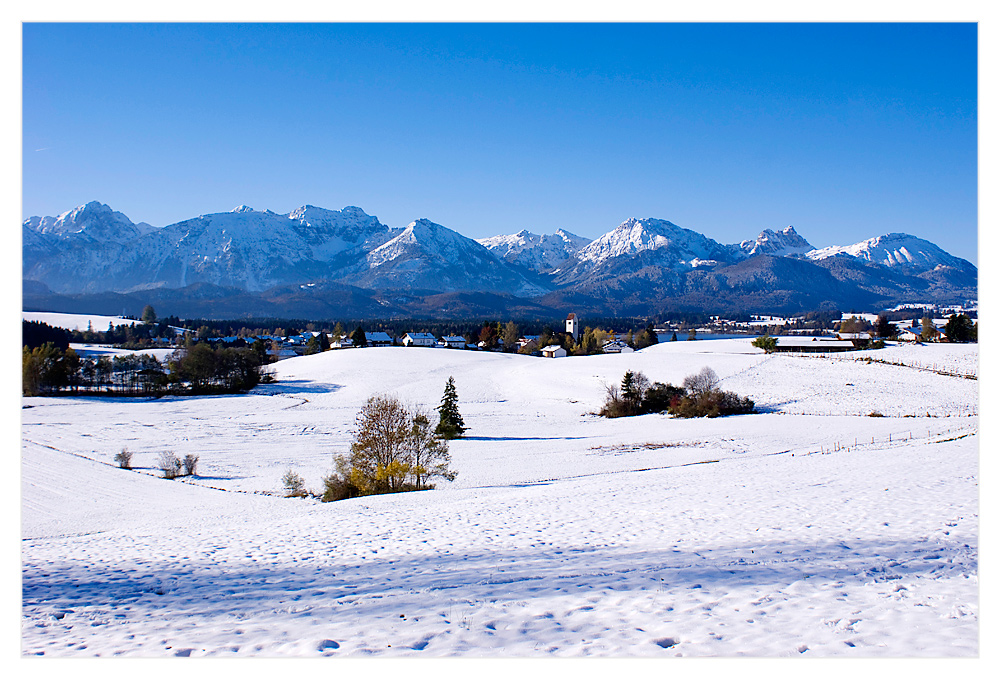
645,323 -> 659,344
351,326 -> 368,347
141,305 -> 157,324
875,314 -> 899,339
435,376 -> 467,439
318,332 -> 330,352
670,331 -> 678,342
751,335 -> 778,353
944,314 -> 975,343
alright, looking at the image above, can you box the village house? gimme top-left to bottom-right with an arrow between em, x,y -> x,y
440,335 -> 466,349
366,331 -> 394,347
332,335 -> 353,349
402,332 -> 436,347
541,344 -> 567,358
602,339 -> 634,354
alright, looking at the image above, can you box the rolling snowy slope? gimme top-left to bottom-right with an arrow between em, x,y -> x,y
21,340 -> 978,657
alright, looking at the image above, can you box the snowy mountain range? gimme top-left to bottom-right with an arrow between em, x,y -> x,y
476,229 -> 591,273
23,201 -> 977,318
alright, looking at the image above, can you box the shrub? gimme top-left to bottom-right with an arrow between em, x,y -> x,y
598,383 -> 630,418
182,454 -> 199,476
671,389 -> 754,418
321,468 -> 362,502
599,367 -> 753,419
751,335 -> 777,353
114,448 -> 134,469
158,452 -> 182,479
640,382 -> 685,414
282,469 -> 308,498
682,367 -> 718,396
868,411 -> 884,418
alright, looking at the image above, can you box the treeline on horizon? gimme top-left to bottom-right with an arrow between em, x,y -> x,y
22,340 -> 269,398
120,309 -> 849,340
24,305 -> 963,354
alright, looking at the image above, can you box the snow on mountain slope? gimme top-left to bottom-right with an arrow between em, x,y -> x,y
477,229 -> 591,272
23,201 -> 143,245
350,218 -> 549,295
23,204 -> 394,293
576,218 -> 734,268
805,233 -> 974,275
739,225 -> 814,257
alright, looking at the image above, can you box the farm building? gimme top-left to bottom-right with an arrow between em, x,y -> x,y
773,337 -> 857,353
440,336 -> 467,349
402,333 -> 436,347
541,345 -> 567,358
366,332 -> 393,347
602,339 -> 634,354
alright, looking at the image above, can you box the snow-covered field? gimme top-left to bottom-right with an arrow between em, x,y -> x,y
67,343 -> 177,362
24,311 -> 138,332
21,339 -> 978,657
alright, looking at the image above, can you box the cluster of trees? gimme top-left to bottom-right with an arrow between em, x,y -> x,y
600,367 -> 754,419
22,341 -> 268,397
944,314 -> 977,343
315,377 -> 465,501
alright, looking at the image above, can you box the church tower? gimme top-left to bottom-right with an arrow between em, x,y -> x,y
566,312 -> 579,342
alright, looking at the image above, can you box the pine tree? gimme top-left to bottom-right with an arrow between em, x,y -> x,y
351,326 -> 368,347
435,376 -> 467,439
645,323 -> 659,344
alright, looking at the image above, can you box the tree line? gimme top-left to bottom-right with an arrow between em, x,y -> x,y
22,341 -> 268,397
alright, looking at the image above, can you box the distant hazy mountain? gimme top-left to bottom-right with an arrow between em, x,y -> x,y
23,202 -> 977,318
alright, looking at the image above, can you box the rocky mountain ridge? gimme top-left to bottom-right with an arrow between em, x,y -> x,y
23,201 -> 977,318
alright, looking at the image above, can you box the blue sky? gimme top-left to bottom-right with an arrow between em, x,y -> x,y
22,22 -> 978,262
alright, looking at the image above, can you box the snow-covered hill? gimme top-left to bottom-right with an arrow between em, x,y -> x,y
477,229 -> 591,272
21,340 -> 978,656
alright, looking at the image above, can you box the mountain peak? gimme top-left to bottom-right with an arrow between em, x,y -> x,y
740,225 -> 813,258
231,205 -> 255,213
805,232 -> 973,274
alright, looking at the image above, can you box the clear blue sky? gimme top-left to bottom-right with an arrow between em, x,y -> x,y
22,23 -> 978,263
